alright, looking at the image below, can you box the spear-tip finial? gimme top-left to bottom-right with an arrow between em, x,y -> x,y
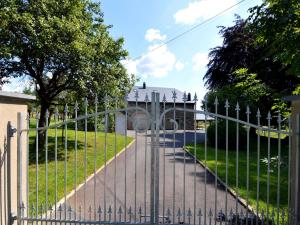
193,92 -> 198,102
225,99 -> 230,108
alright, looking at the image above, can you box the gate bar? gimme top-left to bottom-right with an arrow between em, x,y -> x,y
17,113 -> 23,225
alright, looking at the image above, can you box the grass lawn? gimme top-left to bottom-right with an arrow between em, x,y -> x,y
28,126 -> 133,210
186,136 -> 289,223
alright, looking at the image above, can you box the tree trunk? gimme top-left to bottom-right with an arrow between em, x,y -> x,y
37,101 -> 50,150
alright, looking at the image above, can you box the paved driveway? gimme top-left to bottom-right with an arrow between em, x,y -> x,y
67,130 -> 245,223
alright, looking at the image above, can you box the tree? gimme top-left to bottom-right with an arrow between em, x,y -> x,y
204,68 -> 271,124
0,0 -> 134,131
204,17 -> 299,94
203,16 -> 300,118
248,0 -> 300,75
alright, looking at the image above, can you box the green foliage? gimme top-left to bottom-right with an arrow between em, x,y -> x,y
0,0 -> 134,127
207,120 -> 247,150
248,0 -> 300,75
204,14 -> 300,119
204,68 -> 271,123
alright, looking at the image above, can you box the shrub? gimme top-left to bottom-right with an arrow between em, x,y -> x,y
207,119 -> 247,151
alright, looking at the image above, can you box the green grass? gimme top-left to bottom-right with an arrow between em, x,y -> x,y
186,136 -> 289,223
28,128 -> 133,208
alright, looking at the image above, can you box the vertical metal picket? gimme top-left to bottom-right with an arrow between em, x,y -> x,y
150,92 -> 160,224
17,113 -> 23,225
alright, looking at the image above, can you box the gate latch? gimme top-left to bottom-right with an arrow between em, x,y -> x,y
8,125 -> 17,138
10,212 -> 17,225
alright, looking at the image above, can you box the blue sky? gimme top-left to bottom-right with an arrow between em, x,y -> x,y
3,0 -> 262,103
101,0 -> 262,103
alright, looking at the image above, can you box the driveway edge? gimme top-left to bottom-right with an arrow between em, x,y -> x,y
54,139 -> 136,209
183,147 -> 256,216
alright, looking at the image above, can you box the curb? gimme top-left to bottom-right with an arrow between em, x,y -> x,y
54,138 -> 136,209
183,146 -> 256,216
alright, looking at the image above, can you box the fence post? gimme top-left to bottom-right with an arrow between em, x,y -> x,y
285,96 -> 300,225
17,113 -> 22,225
6,121 -> 17,225
150,92 -> 160,224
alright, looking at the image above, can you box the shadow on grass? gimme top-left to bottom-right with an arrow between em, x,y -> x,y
28,136 -> 85,165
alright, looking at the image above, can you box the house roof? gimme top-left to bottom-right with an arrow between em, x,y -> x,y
127,85 -> 194,103
0,91 -> 36,102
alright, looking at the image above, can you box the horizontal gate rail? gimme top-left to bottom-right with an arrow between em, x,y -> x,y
15,92 -> 296,225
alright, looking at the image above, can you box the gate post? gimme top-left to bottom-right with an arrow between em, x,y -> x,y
150,92 -> 160,224
285,96 -> 300,225
7,122 -> 17,225
17,113 -> 23,225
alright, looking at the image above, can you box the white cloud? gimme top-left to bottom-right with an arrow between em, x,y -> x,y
2,77 -> 32,93
174,0 -> 237,25
123,44 -> 177,78
192,52 -> 209,71
175,61 -> 185,71
136,44 -> 176,77
122,59 -> 137,75
145,28 -> 167,42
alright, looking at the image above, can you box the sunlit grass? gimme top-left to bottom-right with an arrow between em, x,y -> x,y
186,136 -> 289,224
28,128 -> 133,209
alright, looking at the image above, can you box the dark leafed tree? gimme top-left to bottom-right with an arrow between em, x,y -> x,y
248,0 -> 300,75
0,0 -> 134,131
204,16 -> 299,96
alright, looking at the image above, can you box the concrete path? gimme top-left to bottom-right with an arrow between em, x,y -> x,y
66,130 -> 245,223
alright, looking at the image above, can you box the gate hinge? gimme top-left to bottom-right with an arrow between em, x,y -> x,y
10,212 -> 17,225
8,126 -> 17,138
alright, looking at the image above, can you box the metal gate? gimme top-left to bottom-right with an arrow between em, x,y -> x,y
11,91 -> 298,225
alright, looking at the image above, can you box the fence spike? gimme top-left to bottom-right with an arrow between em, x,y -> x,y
104,94 -> 109,106
74,101 -> 79,111
98,205 -> 102,214
84,97 -> 88,107
108,205 -> 112,214
95,94 -> 98,105
225,99 -> 230,108
79,205 -> 82,220
193,92 -> 198,102
124,92 -> 129,102
64,104 -> 68,114
167,208 -> 171,217
45,109 -> 50,119
208,208 -> 213,218
31,204 -> 35,217
134,89 -> 139,100
118,206 -> 123,215
138,206 -> 142,215
36,111 -> 40,120
177,208 -> 182,222
172,89 -> 177,100
214,96 -> 219,106
246,105 -> 251,115
54,107 -> 59,119
183,92 -> 187,102
257,108 -> 261,118
145,93 -> 150,102
240,209 -> 244,219
267,111 -> 272,121
162,94 -> 167,103
271,208 -> 275,222
229,208 -> 233,220
277,111 -> 282,124
198,208 -> 202,217
26,112 -> 30,121
187,208 -> 192,217
235,102 -> 240,112
128,206 -> 132,214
